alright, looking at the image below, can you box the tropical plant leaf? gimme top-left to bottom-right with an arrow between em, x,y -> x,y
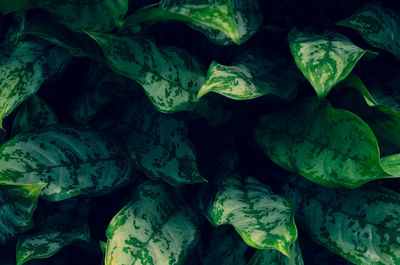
255,97 -> 391,188
211,175 -> 297,256
11,95 -> 58,136
381,153 -> 400,176
288,28 -> 371,99
284,175 -> 400,265
105,181 -> 200,265
0,126 -> 133,201
0,39 -> 70,129
248,240 -> 304,265
197,50 -> 301,100
102,98 -> 206,186
16,198 -> 91,265
0,183 -> 45,244
337,4 -> 400,59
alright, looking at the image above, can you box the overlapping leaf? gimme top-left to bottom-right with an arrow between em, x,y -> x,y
211,175 -> 297,256
255,97 -> 391,188
248,241 -> 304,265
0,126 -> 133,201
288,28 -> 370,99
105,181 -> 200,265
284,176 -> 400,264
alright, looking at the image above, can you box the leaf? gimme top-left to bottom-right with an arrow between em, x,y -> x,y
381,153 -> 400,176
16,198 -> 91,265
11,95 -> 58,136
0,39 -> 70,129
0,125 -> 133,201
248,240 -> 304,265
0,183 -> 45,244
288,28 -> 371,99
0,0 -> 129,32
211,175 -> 297,256
102,98 -> 206,186
284,175 -> 400,265
254,97 -> 391,188
337,4 -> 400,59
105,181 -> 200,265
197,50 -> 301,100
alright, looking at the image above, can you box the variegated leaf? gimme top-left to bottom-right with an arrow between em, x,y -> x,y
211,175 -> 297,256
16,198 -> 91,265
102,98 -> 206,186
337,4 -> 400,59
0,0 -> 129,32
11,95 -> 57,136
0,183 -> 45,244
381,153 -> 400,176
248,240 -> 304,265
288,28 -> 370,99
0,39 -> 70,129
105,181 -> 200,265
255,97 -> 390,188
284,175 -> 400,265
197,50 -> 301,100
0,126 -> 133,201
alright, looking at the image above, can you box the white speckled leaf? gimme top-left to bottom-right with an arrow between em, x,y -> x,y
0,125 -> 133,201
337,4 -> 400,59
104,98 -> 206,186
0,39 -> 70,129
288,28 -> 369,99
248,240 -> 304,265
0,183 -> 45,244
198,50 -> 301,100
11,95 -> 57,136
16,198 -> 91,265
211,175 -> 297,256
255,97 -> 391,188
105,181 -> 200,265
284,175 -> 400,265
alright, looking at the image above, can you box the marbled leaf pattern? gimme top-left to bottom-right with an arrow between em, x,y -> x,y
105,181 -> 200,265
255,97 -> 391,188
288,28 -> 369,99
248,240 -> 304,265
0,126 -> 133,201
211,175 -> 297,256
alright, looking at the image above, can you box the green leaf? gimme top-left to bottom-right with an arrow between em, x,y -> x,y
11,95 -> 58,136
102,98 -> 206,186
0,183 -> 45,243
248,240 -> 304,265
337,4 -> 400,59
255,97 -> 391,188
16,198 -> 91,265
0,39 -> 70,129
284,175 -> 400,265
1,0 -> 129,32
197,50 -> 301,100
288,28 -> 370,99
211,175 -> 297,256
105,181 -> 200,265
381,153 -> 400,176
0,125 -> 133,201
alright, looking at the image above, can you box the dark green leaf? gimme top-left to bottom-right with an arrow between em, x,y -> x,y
248,240 -> 304,265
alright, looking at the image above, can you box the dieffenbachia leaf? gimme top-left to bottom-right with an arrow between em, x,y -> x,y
0,39 -> 70,129
0,0 -> 129,32
284,175 -> 400,265
248,240 -> 304,265
0,183 -> 45,244
0,126 -> 133,201
103,98 -> 206,186
211,175 -> 297,256
204,226 -> 248,265
337,4 -> 400,59
255,97 -> 391,188
381,153 -> 400,176
288,28 -> 371,99
105,181 -> 200,265
16,198 -> 91,265
197,50 -> 301,100
11,95 -> 58,136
